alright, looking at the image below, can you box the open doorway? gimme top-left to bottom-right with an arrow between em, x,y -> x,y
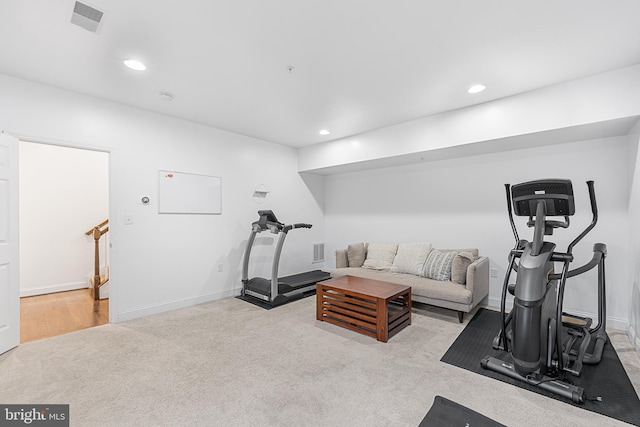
18,140 -> 109,343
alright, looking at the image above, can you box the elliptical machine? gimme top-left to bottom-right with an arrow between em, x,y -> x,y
481,179 -> 607,404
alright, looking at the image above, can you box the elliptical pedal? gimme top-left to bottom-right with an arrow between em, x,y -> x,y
562,314 -> 592,329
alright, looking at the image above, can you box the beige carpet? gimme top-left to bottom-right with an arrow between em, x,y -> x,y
1,296 -> 639,426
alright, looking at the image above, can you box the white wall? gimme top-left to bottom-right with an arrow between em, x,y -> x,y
324,136 -> 632,330
0,73 -> 325,322
627,123 -> 640,351
19,141 -> 108,296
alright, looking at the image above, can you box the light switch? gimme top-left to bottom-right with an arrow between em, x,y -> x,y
124,215 -> 134,225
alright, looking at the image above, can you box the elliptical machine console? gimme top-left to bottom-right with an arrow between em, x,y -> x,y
481,179 -> 607,404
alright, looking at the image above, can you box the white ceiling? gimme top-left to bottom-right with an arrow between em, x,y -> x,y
2,0 -> 640,148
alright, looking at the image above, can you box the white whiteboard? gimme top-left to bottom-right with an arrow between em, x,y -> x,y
158,170 -> 221,214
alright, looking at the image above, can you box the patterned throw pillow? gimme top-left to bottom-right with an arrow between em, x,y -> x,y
422,250 -> 458,281
390,242 -> 432,276
362,243 -> 398,270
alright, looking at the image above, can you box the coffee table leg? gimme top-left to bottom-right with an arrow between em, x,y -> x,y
316,284 -> 323,321
377,297 -> 388,342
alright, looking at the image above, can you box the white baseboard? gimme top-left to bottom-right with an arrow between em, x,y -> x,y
487,296 -> 628,331
113,287 -> 242,323
20,281 -> 88,297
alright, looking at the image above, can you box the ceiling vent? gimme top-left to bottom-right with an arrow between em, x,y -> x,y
70,1 -> 104,33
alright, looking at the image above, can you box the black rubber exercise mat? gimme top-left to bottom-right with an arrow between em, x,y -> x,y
441,308 -> 640,425
418,395 -> 506,427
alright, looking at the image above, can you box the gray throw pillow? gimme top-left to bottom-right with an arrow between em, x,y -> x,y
347,242 -> 367,267
451,251 -> 475,284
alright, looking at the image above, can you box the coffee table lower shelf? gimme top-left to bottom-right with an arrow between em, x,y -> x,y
316,276 -> 411,342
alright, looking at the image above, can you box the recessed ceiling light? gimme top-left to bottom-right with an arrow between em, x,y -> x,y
467,84 -> 486,94
124,59 -> 146,71
319,129 -> 330,135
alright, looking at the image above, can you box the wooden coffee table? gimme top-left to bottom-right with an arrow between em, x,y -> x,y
316,275 -> 411,342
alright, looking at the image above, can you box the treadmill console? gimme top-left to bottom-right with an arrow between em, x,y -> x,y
255,210 -> 284,232
257,210 -> 279,223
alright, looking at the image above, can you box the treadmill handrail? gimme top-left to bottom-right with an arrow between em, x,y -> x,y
283,223 -> 312,233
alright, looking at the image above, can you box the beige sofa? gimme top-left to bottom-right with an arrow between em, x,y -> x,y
331,242 -> 489,322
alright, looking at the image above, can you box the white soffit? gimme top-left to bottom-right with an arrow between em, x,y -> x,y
302,117 -> 640,175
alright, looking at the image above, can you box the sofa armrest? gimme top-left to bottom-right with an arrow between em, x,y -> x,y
466,256 -> 489,306
336,249 -> 349,268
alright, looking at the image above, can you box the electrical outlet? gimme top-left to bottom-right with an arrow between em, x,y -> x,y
490,268 -> 498,278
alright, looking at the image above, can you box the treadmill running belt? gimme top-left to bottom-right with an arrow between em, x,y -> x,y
279,270 -> 330,287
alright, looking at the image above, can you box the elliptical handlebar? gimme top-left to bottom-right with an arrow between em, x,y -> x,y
548,243 -> 607,280
527,217 -> 570,229
587,180 -> 598,220
505,184 -> 520,249
567,181 -> 598,255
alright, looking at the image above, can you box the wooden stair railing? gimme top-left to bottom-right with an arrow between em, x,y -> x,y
85,219 -> 109,300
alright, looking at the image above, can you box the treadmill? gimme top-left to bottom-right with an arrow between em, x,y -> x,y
239,210 -> 330,308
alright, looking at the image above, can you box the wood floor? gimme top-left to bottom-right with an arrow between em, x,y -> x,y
20,289 -> 109,343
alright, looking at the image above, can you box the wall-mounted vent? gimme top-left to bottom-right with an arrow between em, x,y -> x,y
71,1 -> 105,33
313,242 -> 325,263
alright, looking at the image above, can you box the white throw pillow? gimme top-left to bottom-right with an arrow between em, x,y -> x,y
391,242 -> 432,276
362,243 -> 398,270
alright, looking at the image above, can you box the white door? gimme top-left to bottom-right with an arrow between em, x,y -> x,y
0,133 -> 19,354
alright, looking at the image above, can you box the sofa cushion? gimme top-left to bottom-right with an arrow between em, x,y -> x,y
362,243 -> 398,270
423,249 -> 458,281
347,242 -> 367,267
391,242 -> 432,276
330,267 -> 473,305
451,251 -> 475,285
